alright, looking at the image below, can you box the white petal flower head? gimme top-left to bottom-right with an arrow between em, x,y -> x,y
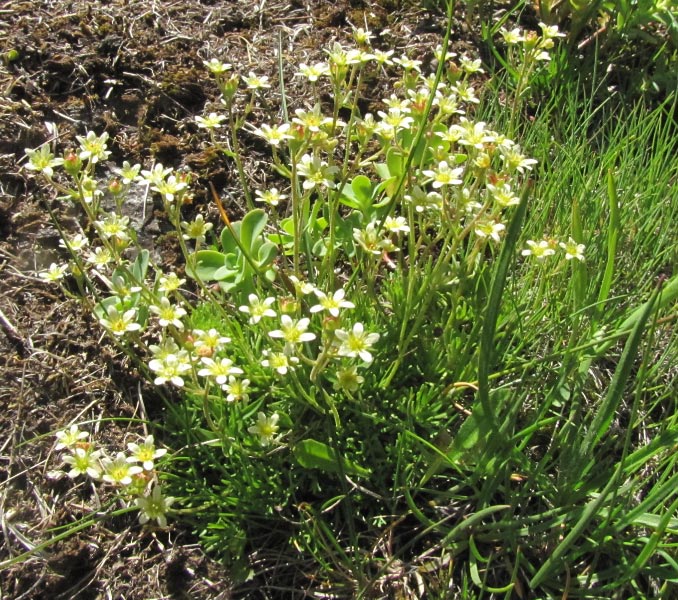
239,293 -> 276,324
334,366 -> 364,393
55,424 -> 89,450
474,220 -> 506,243
24,144 -> 63,178
559,238 -> 586,261
334,322 -> 380,364
298,62 -> 331,82
261,350 -> 299,375
248,412 -> 280,446
127,435 -> 167,471
63,447 -> 102,480
76,131 -> 110,164
101,452 -> 143,486
39,262 -> 69,282
522,239 -> 556,259
148,354 -> 192,387
310,289 -> 355,318
203,58 -> 232,74
195,112 -> 226,130
243,71 -> 270,90
255,187 -> 287,207
150,296 -> 187,329
198,356 -> 244,385
136,485 -> 175,527
99,305 -> 141,336
158,272 -> 186,293
422,160 -> 464,189
222,376 -> 251,403
268,315 -> 316,346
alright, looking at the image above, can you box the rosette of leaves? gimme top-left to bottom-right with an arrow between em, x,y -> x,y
186,209 -> 276,298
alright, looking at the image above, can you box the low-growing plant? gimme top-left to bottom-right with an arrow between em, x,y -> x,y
21,2 -> 678,596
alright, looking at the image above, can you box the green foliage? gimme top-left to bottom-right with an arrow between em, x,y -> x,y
26,3 -> 678,597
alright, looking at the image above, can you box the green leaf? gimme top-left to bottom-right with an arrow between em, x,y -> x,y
131,249 -> 149,282
188,250 -> 227,281
294,439 -> 370,478
240,209 -> 267,252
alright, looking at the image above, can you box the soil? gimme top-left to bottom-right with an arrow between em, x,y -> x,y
0,1 -> 478,597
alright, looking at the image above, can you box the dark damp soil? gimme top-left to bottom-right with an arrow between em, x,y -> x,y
0,0 -> 493,597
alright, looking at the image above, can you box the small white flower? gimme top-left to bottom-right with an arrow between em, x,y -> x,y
55,424 -> 89,450
76,131 -> 110,164
181,214 -> 213,242
198,356 -> 244,385
474,221 -> 506,243
102,452 -> 144,485
261,350 -> 298,375
127,435 -> 167,471
559,238 -> 586,261
298,62 -> 331,82
422,160 -> 464,189
149,297 -> 187,329
203,58 -> 232,74
239,294 -> 276,324
383,216 -> 410,234
255,187 -> 287,207
24,144 -> 63,177
243,71 -> 270,90
59,233 -> 89,253
252,123 -> 293,146
39,262 -> 69,282
268,315 -> 316,346
309,289 -> 355,318
522,239 -> 556,259
99,305 -> 141,336
148,354 -> 192,387
63,447 -> 102,479
334,366 -> 364,393
221,376 -> 250,402
136,486 -> 175,527
248,412 -> 280,446
334,322 -> 380,363
158,272 -> 186,293
195,112 -> 226,130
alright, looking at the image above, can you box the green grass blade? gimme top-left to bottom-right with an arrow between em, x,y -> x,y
581,282 -> 662,458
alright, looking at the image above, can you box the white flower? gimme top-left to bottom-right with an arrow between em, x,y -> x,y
255,187 -> 287,207
76,131 -> 110,163
198,356 -> 244,385
136,486 -> 175,527
261,350 -> 298,375
242,71 -> 270,90
203,58 -> 232,74
158,272 -> 186,293
239,294 -> 276,324
522,239 -> 556,259
288,276 -> 315,296
221,376 -> 250,402
127,435 -> 167,471
248,412 -> 280,446
195,112 -> 226,130
99,305 -> 141,336
24,144 -> 63,177
149,297 -> 187,329
192,328 -> 231,355
422,160 -> 464,189
474,221 -> 506,243
334,366 -> 364,393
251,123 -> 293,146
101,452 -> 143,486
334,322 -> 380,363
309,289 -> 354,318
296,154 -> 339,190
559,238 -> 586,261
86,246 -> 114,269
487,183 -> 520,208
298,62 -> 331,82
268,315 -> 316,347
39,262 -> 69,282
63,447 -> 102,479
383,216 -> 410,234
55,424 -> 89,450
181,214 -> 213,242
95,212 -> 130,241
59,233 -> 89,253
148,354 -> 192,387
113,161 -> 141,184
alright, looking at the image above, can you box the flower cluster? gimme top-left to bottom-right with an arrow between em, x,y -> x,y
54,425 -> 173,527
